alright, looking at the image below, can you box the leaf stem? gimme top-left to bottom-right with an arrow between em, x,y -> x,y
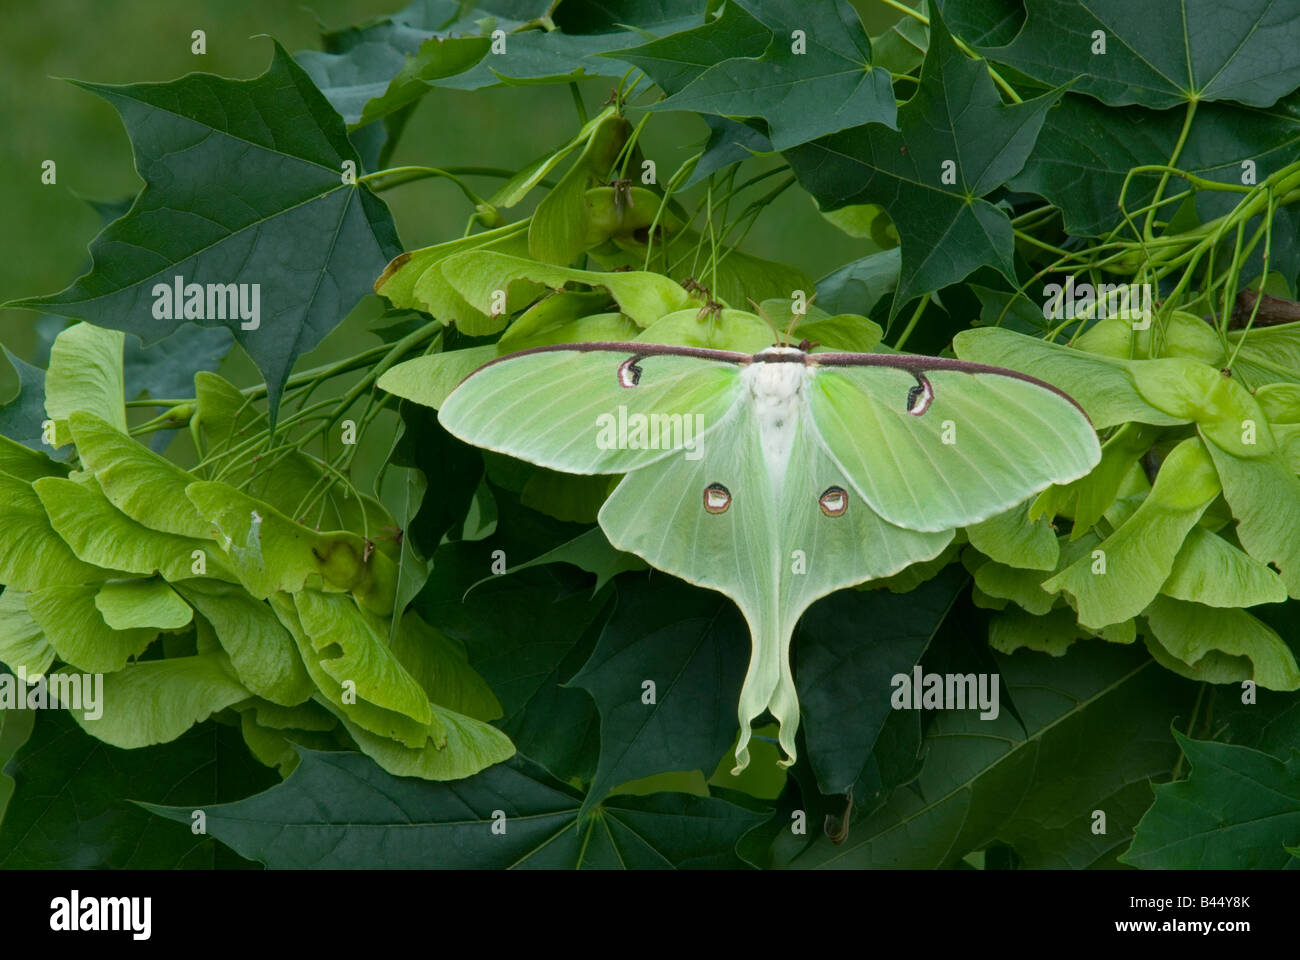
357,165 -> 489,205
875,0 -> 1022,102
241,340 -> 401,400
1014,229 -> 1070,257
202,321 -> 441,483
616,111 -> 652,180
1224,188 -> 1275,372
1142,99 -> 1199,241
1010,204 -> 1058,228
1172,683 -> 1207,781
568,82 -> 588,125
892,294 -> 931,351
642,151 -> 701,271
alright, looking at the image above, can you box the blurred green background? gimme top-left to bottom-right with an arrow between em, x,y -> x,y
0,0 -> 901,397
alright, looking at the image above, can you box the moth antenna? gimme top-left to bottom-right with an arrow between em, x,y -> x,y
748,297 -> 782,346
784,291 -> 817,347
784,308 -> 799,345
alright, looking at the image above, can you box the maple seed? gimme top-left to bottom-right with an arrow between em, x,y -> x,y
681,276 -> 712,298
697,299 -> 723,324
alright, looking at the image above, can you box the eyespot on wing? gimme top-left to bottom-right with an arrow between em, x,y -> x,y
703,482 -> 732,514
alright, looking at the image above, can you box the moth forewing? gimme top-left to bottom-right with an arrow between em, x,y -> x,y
437,343 -> 747,476
806,358 -> 1101,532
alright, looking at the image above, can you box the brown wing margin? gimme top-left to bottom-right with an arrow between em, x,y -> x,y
455,340 -> 1091,422
806,351 -> 1094,421
455,340 -> 753,387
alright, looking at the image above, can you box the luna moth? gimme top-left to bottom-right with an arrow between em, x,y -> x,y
437,340 -> 1100,772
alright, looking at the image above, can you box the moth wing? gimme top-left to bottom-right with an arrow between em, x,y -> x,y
598,397 -> 951,773
439,346 -> 744,474
808,360 -> 1101,532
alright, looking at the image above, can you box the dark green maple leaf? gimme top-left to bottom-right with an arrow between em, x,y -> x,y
434,4 -> 711,92
5,43 -> 401,419
685,116 -> 774,187
773,644 -> 1195,868
300,0 -> 707,124
416,531 -> 609,783
0,350 -> 50,450
1010,93 -> 1300,235
0,711 -> 274,868
301,34 -> 490,127
607,0 -> 771,98
871,0 -> 1024,77
1122,729 -> 1300,869
815,248 -> 900,318
390,400 -> 483,558
980,0 -> 1300,109
940,0 -> 1025,47
786,8 -> 1059,312
553,0 -> 708,34
569,575 -> 749,818
145,749 -> 765,868
41,196 -> 239,406
646,0 -> 897,150
297,1 -> 483,124
1006,90 -> 1300,289
381,399 -> 485,637
796,566 -> 966,796
0,710 -> 34,829
121,324 -> 234,403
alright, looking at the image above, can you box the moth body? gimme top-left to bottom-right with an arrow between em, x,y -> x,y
742,357 -> 807,499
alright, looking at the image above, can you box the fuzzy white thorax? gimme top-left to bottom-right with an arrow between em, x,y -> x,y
741,357 -> 809,499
